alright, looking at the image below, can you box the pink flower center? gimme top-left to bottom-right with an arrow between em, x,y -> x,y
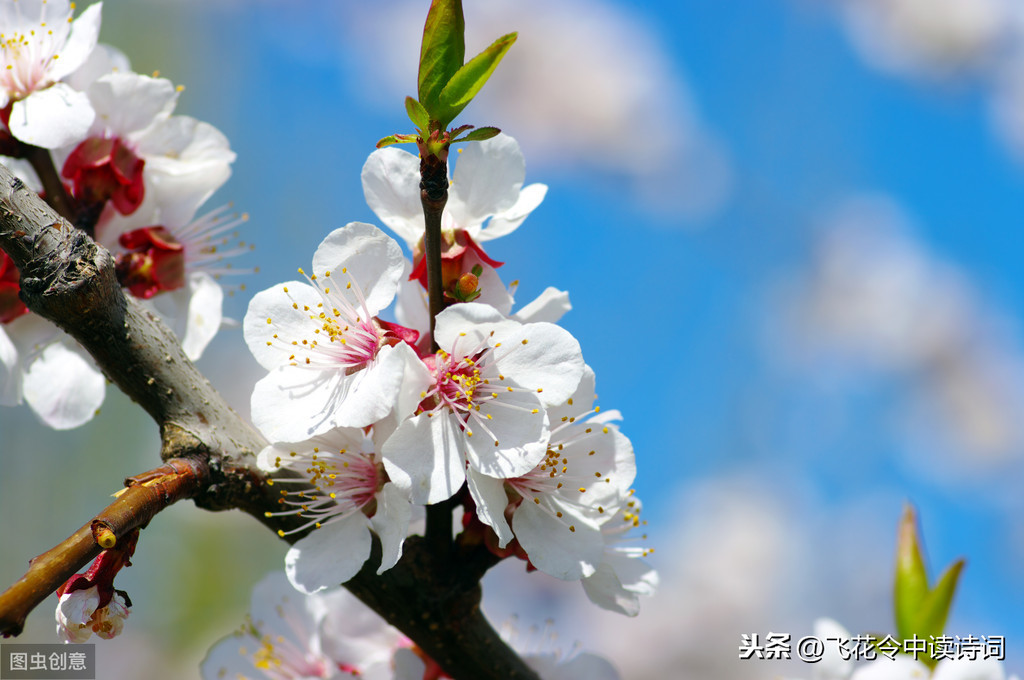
115,226 -> 186,299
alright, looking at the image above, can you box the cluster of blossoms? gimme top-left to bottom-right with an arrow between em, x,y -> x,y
202,572 -> 622,680
0,0 -> 247,429
241,134 -> 656,617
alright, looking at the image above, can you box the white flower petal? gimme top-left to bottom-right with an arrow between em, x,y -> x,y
466,468 -> 513,547
447,134 -> 525,232
23,341 -> 104,429
434,302 -> 519,352
361,146 -> 425,248
464,390 -> 549,479
512,286 -> 571,324
812,618 -> 854,680
514,500 -> 603,580
285,515 -> 373,594
180,272 -> 223,361
48,2 -> 103,82
932,658 -> 1008,680
243,280 -> 321,370
88,72 -> 178,136
251,348 -> 408,442
64,43 -> 132,92
479,182 -> 548,242
311,222 -> 405,315
527,652 -> 622,680
10,84 -> 95,149
372,482 -> 412,574
850,657 -> 930,680
494,321 -> 585,407
382,412 -> 465,504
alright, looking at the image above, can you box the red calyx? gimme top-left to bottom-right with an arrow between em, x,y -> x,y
0,251 -> 28,324
56,529 -> 139,609
115,226 -> 186,299
409,229 -> 503,299
62,136 -> 145,215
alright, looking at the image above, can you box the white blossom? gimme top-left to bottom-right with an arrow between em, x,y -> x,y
244,222 -> 430,443
382,302 -> 584,512
0,0 -> 101,148
259,427 -> 412,595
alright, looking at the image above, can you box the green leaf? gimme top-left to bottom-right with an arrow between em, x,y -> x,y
437,32 -> 517,129
917,559 -> 965,641
405,96 -> 430,133
418,0 -> 465,125
376,134 -> 418,149
894,504 -> 929,640
453,126 -> 501,143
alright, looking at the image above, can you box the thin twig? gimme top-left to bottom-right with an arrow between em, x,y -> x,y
0,458 -> 207,637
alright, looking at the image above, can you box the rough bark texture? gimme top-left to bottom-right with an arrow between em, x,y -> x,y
0,163 -> 540,680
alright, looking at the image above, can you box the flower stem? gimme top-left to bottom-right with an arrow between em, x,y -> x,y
23,145 -> 77,227
419,148 -> 454,558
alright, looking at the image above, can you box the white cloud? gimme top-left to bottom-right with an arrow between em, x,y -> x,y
775,195 -> 1024,471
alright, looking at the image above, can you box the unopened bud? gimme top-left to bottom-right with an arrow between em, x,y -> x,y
456,272 -> 479,299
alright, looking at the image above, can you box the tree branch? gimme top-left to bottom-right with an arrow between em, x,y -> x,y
0,161 -> 540,680
0,458 -> 206,637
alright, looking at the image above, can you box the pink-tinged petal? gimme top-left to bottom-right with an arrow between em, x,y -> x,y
361,146 -> 425,248
546,365 -> 596,425
479,183 -> 548,242
10,85 -> 95,149
514,500 -> 603,580
56,586 -> 100,643
372,482 -> 412,574
434,301 -> 518,352
285,515 -> 373,594
87,72 -> 178,136
466,469 -> 513,547
582,551 -> 658,616
850,657 -> 930,680
494,321 -> 584,407
473,260 -> 514,315
527,652 -> 622,680
512,286 -> 571,325
813,618 -> 854,680
390,649 -> 428,680
65,43 -> 132,92
390,342 -> 433,423
447,134 -> 525,231
932,658 -> 1008,680
382,412 -> 465,505
180,272 -> 223,361
137,117 -> 234,225
0,327 -> 21,406
319,587 -> 408,671
48,2 -> 103,82
311,222 -> 404,315
23,341 -> 104,429
463,390 -> 549,479
243,280 -> 321,370
251,347 -> 409,442
394,272 -> 429,340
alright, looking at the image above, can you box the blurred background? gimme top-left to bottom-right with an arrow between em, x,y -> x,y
3,0 -> 1024,677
